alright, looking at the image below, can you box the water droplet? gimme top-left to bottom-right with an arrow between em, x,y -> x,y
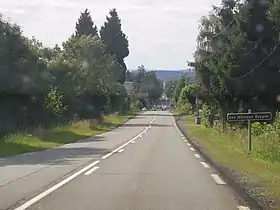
82,60 -> 89,69
22,75 -> 31,84
216,39 -> 224,48
276,95 -> 280,103
259,83 -> 266,91
86,104 -> 94,111
258,0 -> 267,5
256,24 -> 264,33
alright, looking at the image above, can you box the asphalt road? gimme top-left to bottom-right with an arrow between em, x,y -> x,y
0,111 -> 250,210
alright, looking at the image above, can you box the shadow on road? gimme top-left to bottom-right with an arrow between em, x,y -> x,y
122,123 -> 172,128
139,113 -> 179,117
0,136 -> 110,167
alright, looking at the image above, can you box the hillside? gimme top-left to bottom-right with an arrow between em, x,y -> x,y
154,69 -> 195,81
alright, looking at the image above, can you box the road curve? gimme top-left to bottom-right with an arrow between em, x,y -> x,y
1,111 -> 249,210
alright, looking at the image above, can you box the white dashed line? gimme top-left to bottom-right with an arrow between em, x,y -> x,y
84,166 -> 99,176
14,160 -> 100,210
200,161 -> 210,168
101,126 -> 150,159
194,154 -> 201,158
187,143 -> 191,146
118,149 -> 124,153
237,206 -> 250,210
211,174 -> 226,185
184,140 -> 188,142
190,148 -> 195,151
14,115 -> 157,210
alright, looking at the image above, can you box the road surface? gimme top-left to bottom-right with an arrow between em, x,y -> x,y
0,111 -> 249,210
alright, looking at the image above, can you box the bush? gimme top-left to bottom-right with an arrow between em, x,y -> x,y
209,112 -> 280,162
201,104 -> 218,127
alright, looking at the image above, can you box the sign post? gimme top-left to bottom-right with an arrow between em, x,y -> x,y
248,109 -> 252,151
227,111 -> 272,151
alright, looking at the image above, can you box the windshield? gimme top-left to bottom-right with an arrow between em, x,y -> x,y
0,0 -> 279,210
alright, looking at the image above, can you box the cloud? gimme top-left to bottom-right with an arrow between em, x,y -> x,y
0,0 -> 221,69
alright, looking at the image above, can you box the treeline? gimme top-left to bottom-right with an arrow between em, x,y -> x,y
187,0 -> 280,126
0,8 -> 131,134
128,65 -> 163,109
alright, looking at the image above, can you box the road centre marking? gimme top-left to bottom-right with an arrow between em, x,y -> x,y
14,160 -> 100,210
84,166 -> 99,176
14,115 -> 156,210
101,125 -> 150,159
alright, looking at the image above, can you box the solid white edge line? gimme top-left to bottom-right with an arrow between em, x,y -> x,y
14,160 -> 100,210
194,154 -> 201,158
118,149 -> 124,153
200,161 -> 210,168
211,174 -> 226,185
237,206 -> 251,210
84,166 -> 99,176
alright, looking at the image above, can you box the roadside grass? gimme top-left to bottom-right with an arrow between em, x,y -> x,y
185,115 -> 280,208
0,112 -> 139,157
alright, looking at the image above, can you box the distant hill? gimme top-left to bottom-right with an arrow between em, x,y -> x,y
128,69 -> 196,82
154,69 -> 195,82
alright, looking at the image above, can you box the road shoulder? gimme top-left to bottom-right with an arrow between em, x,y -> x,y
175,115 -> 279,210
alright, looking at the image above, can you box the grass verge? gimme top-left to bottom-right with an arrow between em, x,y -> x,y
0,112 -> 139,157
184,115 -> 280,210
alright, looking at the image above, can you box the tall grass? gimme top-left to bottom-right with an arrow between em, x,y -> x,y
0,112 -> 139,157
185,115 -> 280,208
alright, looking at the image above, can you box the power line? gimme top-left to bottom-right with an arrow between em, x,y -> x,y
212,18 -> 235,38
230,42 -> 280,80
238,25 -> 277,62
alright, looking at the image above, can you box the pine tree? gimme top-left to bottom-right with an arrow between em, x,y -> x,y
75,9 -> 98,37
100,8 -> 129,83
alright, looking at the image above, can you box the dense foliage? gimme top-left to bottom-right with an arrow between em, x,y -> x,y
0,8 -> 130,134
190,0 -> 280,124
129,65 -> 163,107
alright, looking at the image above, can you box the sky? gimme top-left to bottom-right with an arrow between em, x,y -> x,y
0,0 -> 221,70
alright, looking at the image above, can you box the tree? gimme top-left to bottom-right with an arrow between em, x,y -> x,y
100,8 -> 129,84
174,77 -> 186,104
192,0 -> 280,127
75,9 -> 98,37
164,80 -> 176,99
139,71 -> 163,104
49,35 -> 121,119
